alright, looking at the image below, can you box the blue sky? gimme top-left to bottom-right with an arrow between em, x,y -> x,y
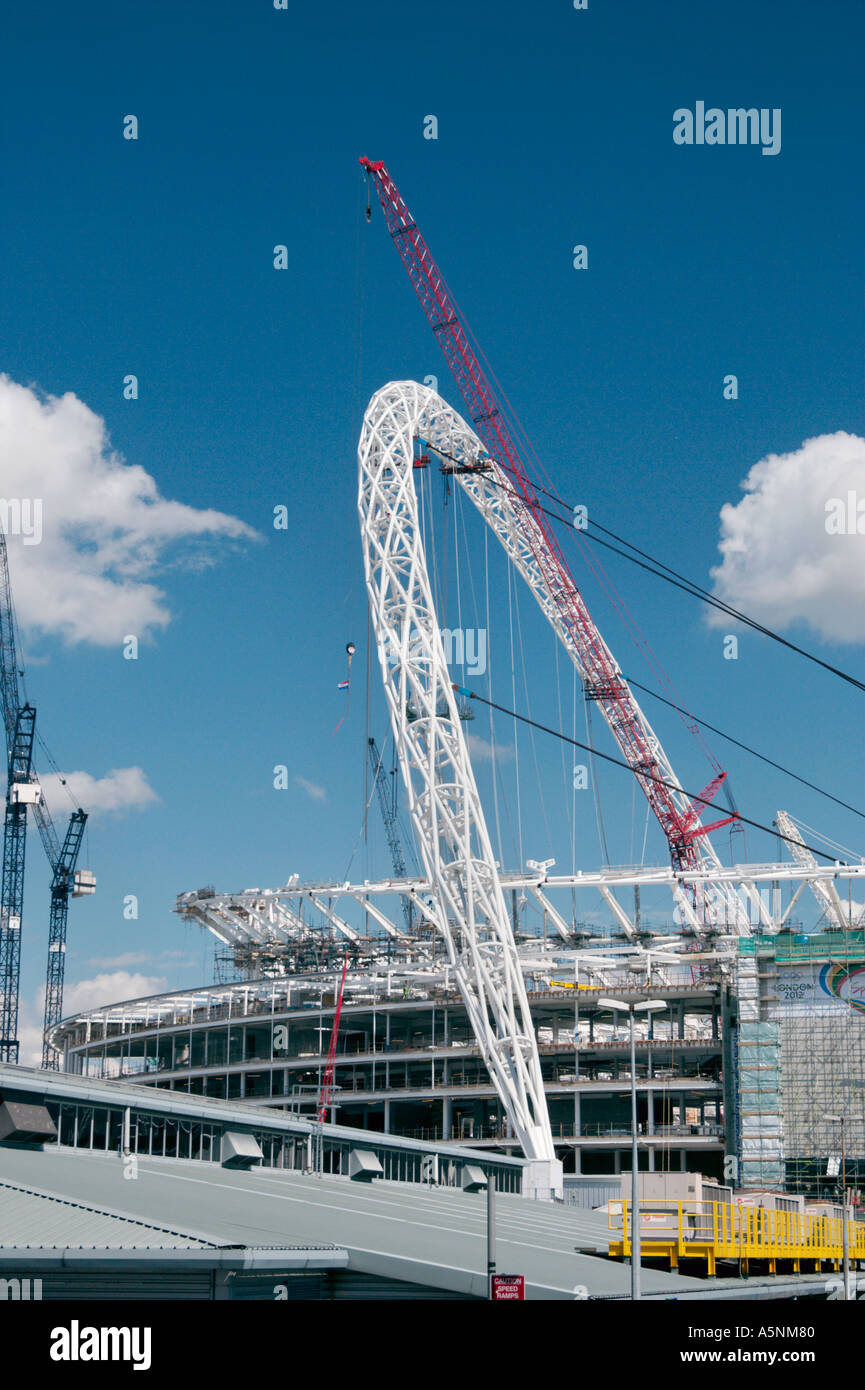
0,0 -> 863,1046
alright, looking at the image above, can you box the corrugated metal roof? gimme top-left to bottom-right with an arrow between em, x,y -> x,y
0,1178 -> 218,1250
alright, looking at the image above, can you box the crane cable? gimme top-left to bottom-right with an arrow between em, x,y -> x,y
621,675 -> 863,820
451,681 -> 854,866
419,443 -> 862,820
428,436 -> 864,695
488,469 -> 865,695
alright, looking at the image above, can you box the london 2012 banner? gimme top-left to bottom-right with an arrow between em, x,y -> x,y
777,963 -> 865,1015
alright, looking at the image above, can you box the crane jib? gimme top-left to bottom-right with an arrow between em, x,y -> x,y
361,158 -> 749,932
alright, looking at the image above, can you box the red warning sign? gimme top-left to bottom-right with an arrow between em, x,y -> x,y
491,1274 -> 525,1300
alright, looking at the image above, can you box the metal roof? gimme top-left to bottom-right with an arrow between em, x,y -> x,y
0,1146 -> 837,1299
0,1177 -> 218,1250
0,1144 -> 697,1299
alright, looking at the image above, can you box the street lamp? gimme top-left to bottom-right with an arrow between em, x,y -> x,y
598,997 -> 667,1301
824,1113 -> 851,1300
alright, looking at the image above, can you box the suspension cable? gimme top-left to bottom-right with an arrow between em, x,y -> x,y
451,682 -> 853,866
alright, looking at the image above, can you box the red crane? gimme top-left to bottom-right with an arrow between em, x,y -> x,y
316,954 -> 349,1124
359,157 -> 732,886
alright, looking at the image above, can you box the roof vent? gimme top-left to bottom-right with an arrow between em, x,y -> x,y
220,1130 -> 263,1169
0,1100 -> 57,1145
348,1149 -> 384,1182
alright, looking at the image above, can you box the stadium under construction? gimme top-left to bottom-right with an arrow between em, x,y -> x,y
49,875 -> 865,1207
4,158 -> 864,1301
41,157 -> 865,1223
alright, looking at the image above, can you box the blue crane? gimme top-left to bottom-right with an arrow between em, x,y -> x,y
368,737 -> 415,933
33,800 -> 90,1069
0,531 -> 91,1066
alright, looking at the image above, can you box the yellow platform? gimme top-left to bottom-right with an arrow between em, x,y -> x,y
609,1199 -> 865,1276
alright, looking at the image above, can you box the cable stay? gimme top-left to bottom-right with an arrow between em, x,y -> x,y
488,470 -> 865,696
452,678 -> 846,867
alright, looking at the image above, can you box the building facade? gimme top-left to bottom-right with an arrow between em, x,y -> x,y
54,968 -> 727,1178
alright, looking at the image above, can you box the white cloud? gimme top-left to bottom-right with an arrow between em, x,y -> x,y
0,374 -> 259,647
86,949 -> 196,968
13,970 -> 167,1066
85,951 -> 151,968
294,774 -> 326,802
709,432 -> 865,644
465,733 -> 515,762
39,766 -> 158,816
63,971 -> 168,1014
15,1009 -> 46,1069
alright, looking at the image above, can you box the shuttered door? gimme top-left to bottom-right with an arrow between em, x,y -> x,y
33,1272 -> 215,1300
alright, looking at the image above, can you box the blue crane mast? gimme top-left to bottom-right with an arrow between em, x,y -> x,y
33,800 -> 89,1069
0,703 -> 37,1062
0,528 -> 37,1062
368,737 -> 415,933
0,531 -> 91,1066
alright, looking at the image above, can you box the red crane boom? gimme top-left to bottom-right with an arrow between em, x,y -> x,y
360,157 -> 719,879
316,954 -> 349,1124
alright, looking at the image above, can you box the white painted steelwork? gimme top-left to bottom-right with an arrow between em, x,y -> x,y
775,809 -> 852,930
358,380 -> 561,1194
177,859 -> 865,949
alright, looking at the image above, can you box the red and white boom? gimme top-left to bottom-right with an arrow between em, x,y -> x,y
360,157 -> 749,934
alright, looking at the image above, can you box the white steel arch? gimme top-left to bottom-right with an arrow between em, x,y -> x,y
359,380 -> 562,1197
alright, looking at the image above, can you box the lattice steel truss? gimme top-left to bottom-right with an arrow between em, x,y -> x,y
358,380 -> 561,1194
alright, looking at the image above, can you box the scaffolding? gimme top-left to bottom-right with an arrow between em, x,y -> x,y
742,931 -> 865,1200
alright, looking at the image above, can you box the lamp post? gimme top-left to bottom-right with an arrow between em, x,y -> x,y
598,997 -> 667,1301
825,1113 -> 851,1300
487,1173 -> 496,1299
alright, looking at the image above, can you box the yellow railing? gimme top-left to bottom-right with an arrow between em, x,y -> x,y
609,1199 -> 865,1275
